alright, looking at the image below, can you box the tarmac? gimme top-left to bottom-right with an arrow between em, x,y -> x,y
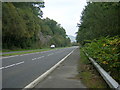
34,48 -> 86,88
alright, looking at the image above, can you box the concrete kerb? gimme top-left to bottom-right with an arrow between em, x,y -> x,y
23,49 -> 75,89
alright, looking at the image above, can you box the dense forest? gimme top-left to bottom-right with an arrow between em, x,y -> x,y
76,2 -> 120,44
2,2 -> 71,49
76,2 -> 120,83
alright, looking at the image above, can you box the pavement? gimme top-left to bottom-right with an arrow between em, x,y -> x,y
2,46 -> 79,88
34,48 -> 86,88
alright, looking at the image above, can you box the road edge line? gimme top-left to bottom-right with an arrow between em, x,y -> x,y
23,49 -> 75,89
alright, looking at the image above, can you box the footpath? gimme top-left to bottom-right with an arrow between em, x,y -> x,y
34,48 -> 86,88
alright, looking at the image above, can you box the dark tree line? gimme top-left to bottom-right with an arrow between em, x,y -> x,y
76,2 -> 120,44
76,2 -> 120,82
2,2 -> 71,49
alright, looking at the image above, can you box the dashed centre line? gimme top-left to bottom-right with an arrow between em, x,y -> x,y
0,67 -> 4,70
2,55 -> 19,59
47,53 -> 54,56
32,58 -> 37,61
32,56 -> 45,61
38,56 -> 44,59
0,61 -> 24,70
1,49 -> 67,70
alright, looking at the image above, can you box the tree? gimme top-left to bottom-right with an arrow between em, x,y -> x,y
2,2 -> 71,49
76,2 -> 120,44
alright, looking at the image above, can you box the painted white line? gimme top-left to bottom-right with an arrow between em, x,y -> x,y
2,61 -> 24,69
2,55 -> 19,59
32,58 -> 37,61
2,52 -> 41,59
15,61 -> 24,65
23,49 -> 76,89
4,64 -> 16,69
32,56 -> 45,61
37,57 -> 41,59
37,56 -> 45,59
47,53 -> 54,56
0,67 -> 4,70
2,47 -> 72,59
37,57 -> 42,59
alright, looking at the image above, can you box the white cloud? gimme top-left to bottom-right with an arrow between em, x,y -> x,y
42,0 -> 87,36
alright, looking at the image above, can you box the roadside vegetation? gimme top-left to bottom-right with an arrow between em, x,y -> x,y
2,47 -> 70,56
76,2 -> 119,44
2,48 -> 51,56
83,36 -> 120,83
77,49 -> 108,88
76,2 -> 120,85
2,2 -> 71,50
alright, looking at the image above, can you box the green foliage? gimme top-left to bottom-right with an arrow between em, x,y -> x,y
71,42 -> 79,46
2,2 -> 71,49
83,36 -> 120,83
78,49 -> 108,88
76,2 -> 120,44
49,35 -> 71,47
76,2 -> 120,83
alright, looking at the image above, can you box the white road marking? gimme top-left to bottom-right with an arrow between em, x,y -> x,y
1,61 -> 24,70
47,53 -> 54,56
32,56 -> 45,61
32,58 -> 37,61
15,61 -> 24,65
24,49 -> 76,89
4,64 -> 16,69
2,48 -> 70,59
37,57 -> 41,59
2,55 -> 19,59
0,67 -> 4,70
37,56 -> 44,59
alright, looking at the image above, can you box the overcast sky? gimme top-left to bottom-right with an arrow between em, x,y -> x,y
42,0 -> 87,37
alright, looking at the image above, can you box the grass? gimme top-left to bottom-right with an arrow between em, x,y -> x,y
2,49 -> 50,56
77,48 -> 109,88
2,48 -> 49,52
2,47 -> 69,56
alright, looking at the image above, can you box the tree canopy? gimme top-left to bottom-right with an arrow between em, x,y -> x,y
76,2 -> 120,45
76,2 -> 120,83
2,2 -> 71,49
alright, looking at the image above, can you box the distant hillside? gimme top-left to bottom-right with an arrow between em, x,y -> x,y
2,2 -> 71,49
68,35 -> 76,42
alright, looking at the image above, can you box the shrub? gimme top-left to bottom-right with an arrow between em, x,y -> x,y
83,36 -> 120,83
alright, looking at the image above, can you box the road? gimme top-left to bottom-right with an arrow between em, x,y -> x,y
2,46 -> 78,88
35,48 -> 86,88
2,49 -> 47,55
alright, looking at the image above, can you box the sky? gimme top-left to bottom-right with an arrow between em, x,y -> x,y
42,0 -> 87,37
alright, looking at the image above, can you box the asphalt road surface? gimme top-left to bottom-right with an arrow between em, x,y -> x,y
35,48 -> 86,88
2,49 -> 48,55
2,46 -> 78,88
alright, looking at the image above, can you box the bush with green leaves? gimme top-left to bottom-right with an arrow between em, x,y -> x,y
83,36 -> 120,83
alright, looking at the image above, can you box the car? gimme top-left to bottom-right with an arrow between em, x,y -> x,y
50,45 -> 55,49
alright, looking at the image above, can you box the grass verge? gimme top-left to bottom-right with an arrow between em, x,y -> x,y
2,47 -> 69,56
77,48 -> 109,88
2,49 -> 50,56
